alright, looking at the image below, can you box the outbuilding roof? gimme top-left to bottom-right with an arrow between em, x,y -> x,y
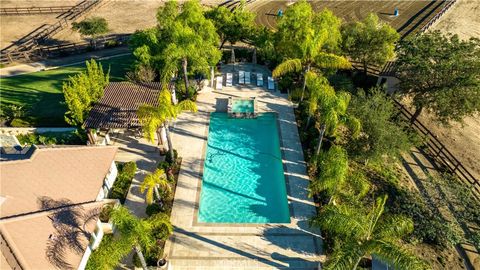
84,82 -> 162,129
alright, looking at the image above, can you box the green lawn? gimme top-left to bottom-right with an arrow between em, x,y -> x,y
0,54 -> 133,127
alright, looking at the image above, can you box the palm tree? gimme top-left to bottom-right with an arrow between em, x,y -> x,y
273,4 -> 351,101
140,169 -> 171,205
137,88 -> 197,160
311,195 -> 426,270
309,146 -> 370,204
87,207 -> 173,269
315,88 -> 361,155
110,206 -> 154,270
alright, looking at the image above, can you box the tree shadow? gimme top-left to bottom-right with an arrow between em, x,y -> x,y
38,196 -> 100,270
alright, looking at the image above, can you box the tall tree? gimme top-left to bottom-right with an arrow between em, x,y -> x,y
137,88 -> 197,160
206,0 -> 256,49
110,206 -> 153,270
140,169 -> 171,205
72,17 -> 109,48
159,0 -> 221,96
306,72 -> 360,155
342,13 -> 399,76
273,1 -> 351,101
311,195 -> 426,270
396,31 -> 480,124
62,59 -> 109,126
87,207 -> 173,269
347,88 -> 415,163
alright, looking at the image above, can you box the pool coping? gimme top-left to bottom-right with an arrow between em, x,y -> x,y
192,111 -> 294,227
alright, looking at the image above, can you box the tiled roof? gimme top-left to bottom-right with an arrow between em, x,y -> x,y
0,146 -> 117,218
84,82 -> 162,129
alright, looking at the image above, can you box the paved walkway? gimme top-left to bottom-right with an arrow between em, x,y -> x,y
165,64 -> 323,270
0,46 -> 130,78
109,130 -> 161,218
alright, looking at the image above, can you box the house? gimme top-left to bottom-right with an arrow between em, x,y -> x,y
0,145 -> 118,270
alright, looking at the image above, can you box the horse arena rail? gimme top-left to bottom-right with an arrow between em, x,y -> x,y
0,34 -> 130,64
393,100 -> 480,200
0,6 -> 75,16
0,0 -> 103,64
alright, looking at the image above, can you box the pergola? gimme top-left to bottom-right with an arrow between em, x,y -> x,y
84,82 -> 162,144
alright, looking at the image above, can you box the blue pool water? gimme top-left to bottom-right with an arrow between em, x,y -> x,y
232,99 -> 254,113
198,112 -> 290,223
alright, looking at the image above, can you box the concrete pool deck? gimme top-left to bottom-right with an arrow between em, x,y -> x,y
165,64 -> 323,269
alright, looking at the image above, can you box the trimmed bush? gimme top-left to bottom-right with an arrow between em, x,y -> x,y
16,130 -> 85,145
108,162 -> 137,204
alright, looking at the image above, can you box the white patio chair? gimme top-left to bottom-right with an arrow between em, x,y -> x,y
268,76 -> 275,90
245,71 -> 251,84
256,73 -> 264,87
216,76 -> 223,90
238,70 -> 245,84
226,73 -> 233,87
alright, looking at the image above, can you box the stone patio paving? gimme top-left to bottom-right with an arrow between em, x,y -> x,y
165,64 -> 323,270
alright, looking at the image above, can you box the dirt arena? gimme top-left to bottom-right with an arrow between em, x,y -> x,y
250,0 -> 441,37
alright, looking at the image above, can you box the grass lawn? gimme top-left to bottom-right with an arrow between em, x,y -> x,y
0,54 -> 133,127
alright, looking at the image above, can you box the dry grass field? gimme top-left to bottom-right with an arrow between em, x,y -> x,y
0,0 -> 224,50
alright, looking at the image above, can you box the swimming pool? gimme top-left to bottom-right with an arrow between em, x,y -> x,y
198,112 -> 290,223
231,99 -> 254,113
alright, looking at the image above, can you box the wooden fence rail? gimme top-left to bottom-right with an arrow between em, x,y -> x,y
393,100 -> 480,199
0,34 -> 130,64
0,0 -> 103,64
0,6 -> 75,16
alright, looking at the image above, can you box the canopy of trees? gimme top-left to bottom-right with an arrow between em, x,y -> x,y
347,88 -> 415,163
62,59 -> 109,126
396,31 -> 480,124
342,13 -> 399,75
130,0 -> 221,96
206,0 -> 256,49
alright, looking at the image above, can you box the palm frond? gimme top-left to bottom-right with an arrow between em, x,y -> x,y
311,203 -> 367,239
347,170 -> 371,199
323,240 -> 365,270
366,195 -> 388,238
375,215 -> 414,240
369,240 -> 427,270
315,52 -> 351,70
272,58 -> 303,78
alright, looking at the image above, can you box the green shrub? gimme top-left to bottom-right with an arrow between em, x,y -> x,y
86,235 -> 131,270
104,40 -> 119,48
165,149 -> 178,165
390,189 -> 463,247
157,161 -> 170,171
108,162 -> 137,204
16,131 -> 85,145
122,161 -> 137,179
146,203 -> 162,217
